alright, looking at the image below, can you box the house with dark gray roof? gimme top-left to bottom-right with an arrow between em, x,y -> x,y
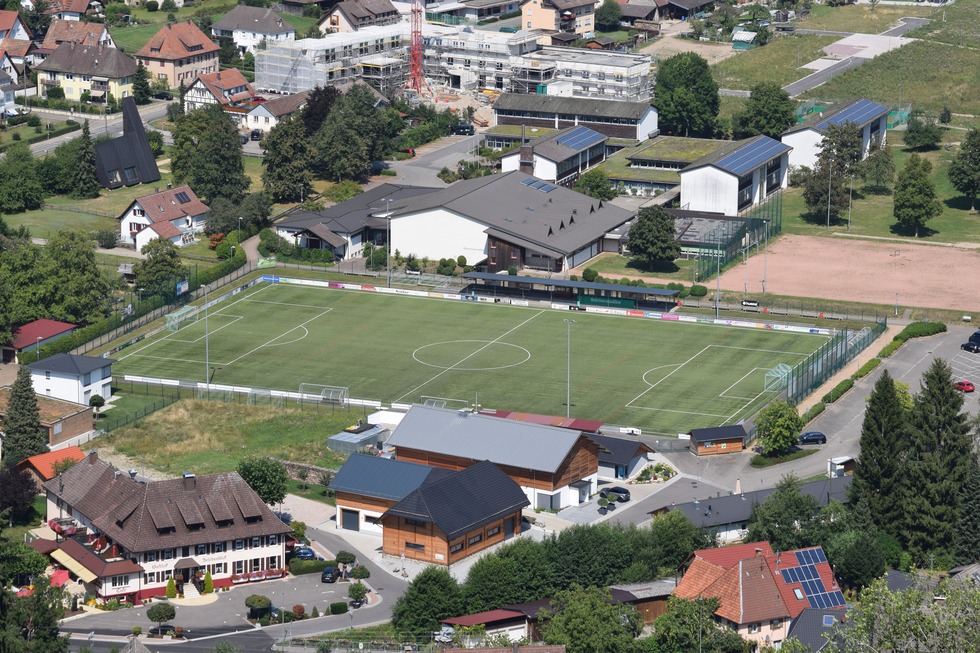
95,97 -> 161,191
590,433 -> 654,480
319,0 -> 401,33
28,352 -> 115,405
782,98 -> 889,170
382,460 -> 530,565
493,93 -> 659,141
500,126 -> 608,185
688,424 -> 748,456
388,405 -> 600,510
679,135 -> 791,216
35,41 -> 137,104
786,607 -> 848,652
329,454 -> 453,534
43,452 -> 291,600
212,4 -> 295,55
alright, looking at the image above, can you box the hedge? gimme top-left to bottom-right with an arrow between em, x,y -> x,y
878,321 -> 946,359
0,121 -> 81,153
853,358 -> 881,380
821,378 -> 854,404
802,402 -> 825,423
198,249 -> 247,287
690,284 -> 708,297
329,602 -> 348,615
288,559 -> 337,575
878,340 -> 902,358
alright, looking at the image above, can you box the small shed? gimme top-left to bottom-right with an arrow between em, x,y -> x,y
591,433 -> 654,480
828,456 -> 855,478
731,28 -> 757,51
688,424 -> 746,456
585,37 -> 616,50
550,32 -> 579,47
327,423 -> 388,455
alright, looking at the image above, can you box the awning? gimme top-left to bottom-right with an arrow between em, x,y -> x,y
51,549 -> 98,583
89,90 -> 106,98
173,557 -> 199,570
92,76 -> 109,82
50,569 -> 70,587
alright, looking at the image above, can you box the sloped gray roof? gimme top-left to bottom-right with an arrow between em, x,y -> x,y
786,607 -> 847,652
494,93 -> 652,121
277,183 -> 439,236
213,5 -> 295,34
388,405 -> 587,474
384,460 -> 529,540
36,42 -> 137,78
387,171 -> 633,257
28,353 -> 115,376
609,578 -> 678,599
783,98 -> 889,136
329,453 -> 452,501
590,433 -> 653,466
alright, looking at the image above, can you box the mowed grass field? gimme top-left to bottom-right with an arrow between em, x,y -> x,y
111,282 -> 830,436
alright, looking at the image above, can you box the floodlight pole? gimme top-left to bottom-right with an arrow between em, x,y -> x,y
847,176 -> 853,231
204,284 -> 211,400
715,239 -> 721,319
762,220 -> 769,295
564,319 -> 575,419
238,216 -> 243,244
385,198 -> 392,288
826,157 -> 833,228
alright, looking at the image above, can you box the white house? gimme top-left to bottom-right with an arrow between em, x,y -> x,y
781,99 -> 889,170
28,353 -> 114,405
211,4 -> 295,55
117,185 -> 209,250
45,0 -> 95,21
244,90 -> 309,133
184,68 -> 254,115
679,135 -> 791,216
492,94 -> 659,141
318,0 -> 401,33
0,9 -> 31,40
43,452 -> 292,601
500,125 -> 607,185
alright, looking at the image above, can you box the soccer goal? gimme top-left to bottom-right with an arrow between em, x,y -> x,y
166,306 -> 199,332
420,396 -> 470,410
299,383 -> 350,407
765,363 -> 792,392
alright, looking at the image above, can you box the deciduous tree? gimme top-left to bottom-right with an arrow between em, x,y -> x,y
391,566 -> 463,636
546,523 -> 632,590
312,117 -> 370,182
626,206 -> 679,269
948,128 -> 980,211
859,141 -> 896,192
462,554 -> 524,613
133,239 -> 188,300
733,82 -> 795,139
171,104 -> 250,204
746,474 -> 820,551
819,122 -> 864,177
2,366 -> 47,465
0,467 -> 37,524
646,597 -> 747,653
147,602 -> 176,631
44,230 -> 111,324
0,580 -> 69,652
539,585 -> 641,653
893,153 -> 942,237
0,143 -> 44,213
803,158 -> 849,223
625,511 -> 712,581
654,52 -> 719,138
904,110 -> 943,150
205,192 -> 273,236
237,457 -> 288,505
756,399 -> 803,456
302,86 -> 341,135
261,116 -> 312,203
595,0 -> 621,31
573,169 -> 617,201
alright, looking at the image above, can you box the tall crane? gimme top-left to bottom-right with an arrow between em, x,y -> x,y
404,0 -> 431,96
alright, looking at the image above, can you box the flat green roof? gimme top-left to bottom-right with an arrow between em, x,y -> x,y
627,136 -> 729,163
594,145 -> 681,184
484,125 -> 558,137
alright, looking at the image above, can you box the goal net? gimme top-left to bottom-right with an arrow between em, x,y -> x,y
299,383 -> 349,407
166,306 -> 199,332
765,363 -> 792,392
421,396 -> 470,410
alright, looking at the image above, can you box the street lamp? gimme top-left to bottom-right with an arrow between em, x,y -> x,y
238,216 -> 243,244
36,336 -> 42,362
563,319 -> 575,419
204,284 -> 211,400
384,198 -> 392,288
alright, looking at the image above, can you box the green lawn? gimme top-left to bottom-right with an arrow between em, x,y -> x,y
781,138 -> 980,244
279,12 -> 320,35
109,23 -> 164,54
2,496 -> 46,544
802,3 -> 936,34
582,253 -> 699,283
110,281 -> 830,436
101,399 -> 353,474
4,209 -> 116,240
712,35 -> 838,91
906,0 -> 980,46
800,40 -> 980,115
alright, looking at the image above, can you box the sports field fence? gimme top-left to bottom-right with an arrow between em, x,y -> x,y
693,190 -> 783,283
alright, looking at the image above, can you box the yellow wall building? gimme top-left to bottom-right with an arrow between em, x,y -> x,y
520,0 -> 597,35
35,42 -> 136,103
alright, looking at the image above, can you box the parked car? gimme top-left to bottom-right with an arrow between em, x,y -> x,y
321,566 -> 340,583
799,431 -> 827,445
250,129 -> 263,141
239,135 -> 248,145
600,486 -> 631,502
970,330 -> 980,345
452,124 -> 475,135
954,380 -> 975,393
961,342 -> 980,354
350,598 -> 364,609
153,91 -> 173,101
294,547 -> 315,560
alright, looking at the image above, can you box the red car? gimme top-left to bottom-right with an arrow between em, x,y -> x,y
954,381 -> 975,392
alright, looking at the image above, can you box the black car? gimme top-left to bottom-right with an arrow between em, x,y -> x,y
799,431 -> 827,445
962,342 -> 980,354
153,91 -> 174,101
294,547 -> 315,560
453,124 -> 475,135
250,129 -> 263,141
600,486 -> 631,502
970,331 -> 980,345
239,135 -> 248,145
350,598 -> 364,609
321,566 -> 340,583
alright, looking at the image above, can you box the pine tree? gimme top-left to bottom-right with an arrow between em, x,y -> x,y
133,62 -> 151,105
2,365 -> 48,465
954,462 -> 980,565
69,121 -> 100,200
851,370 -> 908,535
896,358 -> 972,564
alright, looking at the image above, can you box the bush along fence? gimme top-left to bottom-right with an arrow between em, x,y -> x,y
800,321 -> 946,419
0,120 -> 82,152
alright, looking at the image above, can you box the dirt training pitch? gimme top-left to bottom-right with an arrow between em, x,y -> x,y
719,234 -> 980,313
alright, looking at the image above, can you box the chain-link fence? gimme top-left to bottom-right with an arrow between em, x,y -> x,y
784,320 -> 887,405
694,191 -> 783,283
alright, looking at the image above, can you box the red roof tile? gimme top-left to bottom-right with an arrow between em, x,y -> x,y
441,609 -> 526,627
42,19 -> 106,49
674,556 -> 727,601
0,10 -> 26,37
0,37 -> 33,58
695,541 -> 773,569
148,221 -> 182,239
137,21 -> 219,61
59,537 -> 144,578
478,409 -> 603,432
194,68 -> 254,106
18,446 -> 86,481
128,184 -> 209,226
11,319 -> 77,350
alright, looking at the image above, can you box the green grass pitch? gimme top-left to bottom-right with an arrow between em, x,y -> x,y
113,282 -> 829,436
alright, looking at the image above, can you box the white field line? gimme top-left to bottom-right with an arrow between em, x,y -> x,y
627,345 -> 711,408
224,310 -> 333,366
395,310 -> 545,403
242,299 -> 332,309
623,406 -> 730,418
169,315 -> 245,344
719,368 -> 762,399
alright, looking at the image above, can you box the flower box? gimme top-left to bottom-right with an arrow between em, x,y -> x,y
231,575 -> 248,585
248,571 -> 266,582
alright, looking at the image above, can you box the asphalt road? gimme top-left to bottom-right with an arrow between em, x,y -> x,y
25,101 -> 170,158
383,132 -> 481,187
783,56 -> 866,97
881,17 -> 931,37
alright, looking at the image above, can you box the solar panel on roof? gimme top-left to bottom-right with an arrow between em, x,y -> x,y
817,99 -> 888,132
174,191 -> 191,204
521,178 -> 536,186
815,548 -> 827,563
539,183 -> 556,192
556,126 -> 604,151
795,550 -> 810,566
715,137 -> 787,176
829,591 -> 845,607
814,594 -> 827,609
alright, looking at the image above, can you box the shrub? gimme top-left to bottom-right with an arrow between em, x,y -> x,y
350,565 -> 370,581
47,87 -> 65,99
203,571 -> 213,594
292,604 -> 305,619
853,358 -> 881,379
145,129 -> 164,156
329,602 -> 348,615
146,0 -> 158,10
11,133 -> 20,141
259,614 -> 271,627
215,241 -> 233,260
289,559 -> 334,575
821,378 -> 854,404
323,180 -> 363,203
302,3 -> 322,17
165,577 -> 177,599
582,267 -> 598,282
132,627 -> 142,636
379,169 -> 397,176
878,340 -> 902,358
507,266 -> 518,275
690,284 -> 708,297
310,605 -> 320,618
456,255 -> 467,268
94,229 -> 117,249
161,0 -> 177,11
803,402 -> 825,422
173,627 -> 183,638
894,321 -> 946,341
26,114 -> 41,127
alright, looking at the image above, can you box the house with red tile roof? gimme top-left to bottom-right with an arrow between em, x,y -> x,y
117,184 -> 209,250
674,542 -> 844,650
16,446 -> 86,488
41,19 -> 114,50
1,319 -> 77,363
184,68 -> 254,116
45,0 -> 97,22
135,21 -> 219,87
0,10 -> 31,40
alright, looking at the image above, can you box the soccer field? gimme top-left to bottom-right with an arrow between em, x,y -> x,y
113,282 -> 829,435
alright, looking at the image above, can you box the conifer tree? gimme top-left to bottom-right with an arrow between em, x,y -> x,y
954,462 -> 980,565
2,365 -> 47,465
851,370 -> 907,535
69,121 -> 100,200
132,62 -> 151,105
897,359 -> 972,564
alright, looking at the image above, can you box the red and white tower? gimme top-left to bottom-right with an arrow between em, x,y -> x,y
404,0 -> 430,96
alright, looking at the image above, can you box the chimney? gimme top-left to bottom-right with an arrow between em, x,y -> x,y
114,470 -> 121,479
88,450 -> 98,465
183,471 -> 196,490
128,469 -> 138,479
166,183 -> 172,190
755,547 -> 763,557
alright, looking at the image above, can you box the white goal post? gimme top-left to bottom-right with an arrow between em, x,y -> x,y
166,306 -> 199,332
299,383 -> 350,406
765,363 -> 792,392
420,396 -> 471,410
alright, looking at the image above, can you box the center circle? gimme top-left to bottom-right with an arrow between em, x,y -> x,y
413,340 -> 532,371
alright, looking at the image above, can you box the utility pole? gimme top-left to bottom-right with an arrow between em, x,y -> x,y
826,156 -> 833,228
564,319 -> 575,419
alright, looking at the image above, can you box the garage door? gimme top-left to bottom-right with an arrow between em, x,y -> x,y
341,509 -> 360,531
